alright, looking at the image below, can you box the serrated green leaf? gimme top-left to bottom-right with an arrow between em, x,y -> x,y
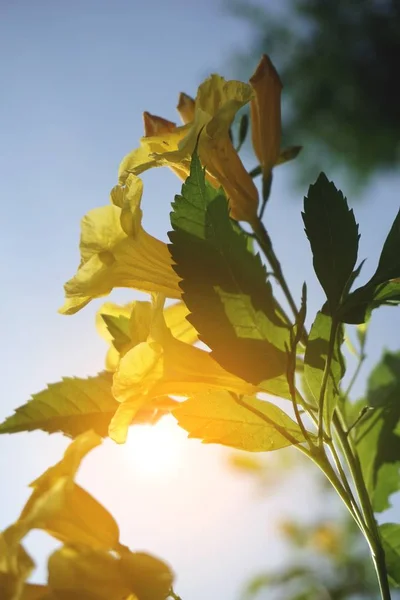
101,313 -> 131,353
339,278 -> 400,324
339,209 -> 400,324
303,312 -> 345,422
174,391 -> 306,451
374,209 -> 400,283
302,173 -> 359,312
0,373 -> 174,439
168,151 -> 289,386
380,523 -> 400,586
355,351 -> 400,512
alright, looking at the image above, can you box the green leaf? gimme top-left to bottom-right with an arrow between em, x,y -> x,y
303,312 -> 345,422
355,351 -> 400,512
339,278 -> 400,324
174,391 -> 306,451
339,209 -> 400,323
0,373 -> 173,439
302,173 -> 359,312
379,523 -> 400,586
374,209 -> 400,283
168,150 -> 289,385
101,313 -> 131,353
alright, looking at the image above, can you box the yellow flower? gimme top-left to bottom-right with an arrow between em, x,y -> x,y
60,174 -> 181,315
13,431 -> 120,551
96,299 -> 198,371
250,54 -> 282,177
119,75 -> 259,223
249,54 -> 301,178
109,295 -> 256,443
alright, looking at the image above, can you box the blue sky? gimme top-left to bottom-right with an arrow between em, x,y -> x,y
1,1 -> 400,598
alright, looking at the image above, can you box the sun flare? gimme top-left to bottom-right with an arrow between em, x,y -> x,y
123,416 -> 184,478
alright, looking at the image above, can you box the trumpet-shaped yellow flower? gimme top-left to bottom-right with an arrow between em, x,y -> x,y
60,174 -> 181,315
250,54 -> 282,177
109,295 -> 256,443
119,75 -> 259,223
12,431 -> 120,551
96,300 -> 198,371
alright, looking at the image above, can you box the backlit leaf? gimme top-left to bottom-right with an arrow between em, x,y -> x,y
169,151 -> 289,386
0,373 -> 173,439
174,391 -> 306,451
303,312 -> 345,423
302,173 -> 359,312
355,351 -> 400,512
380,523 -> 400,586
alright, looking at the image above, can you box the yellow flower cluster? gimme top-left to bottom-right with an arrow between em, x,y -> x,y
58,55 -> 286,444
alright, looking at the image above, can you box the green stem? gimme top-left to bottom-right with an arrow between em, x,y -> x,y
252,219 -> 303,329
333,412 -> 391,600
252,215 -> 391,599
317,317 -> 338,445
326,439 -> 366,534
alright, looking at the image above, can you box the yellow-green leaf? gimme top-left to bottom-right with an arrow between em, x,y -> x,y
174,391 -> 306,451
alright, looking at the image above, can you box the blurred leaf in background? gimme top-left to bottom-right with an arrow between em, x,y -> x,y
227,0 -> 400,190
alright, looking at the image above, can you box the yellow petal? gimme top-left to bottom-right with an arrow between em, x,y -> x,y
250,54 -> 282,175
0,529 -> 34,600
17,432 -> 120,550
177,92 -> 195,124
108,395 -> 148,444
112,295 -> 256,415
112,341 -> 164,403
60,176 -> 180,315
143,111 -> 177,136
34,484 -> 120,550
118,124 -> 191,185
164,301 -> 198,344
199,134 -> 259,223
20,584 -> 49,600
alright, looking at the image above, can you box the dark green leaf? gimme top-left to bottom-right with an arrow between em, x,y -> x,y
373,209 -> 400,283
303,312 -> 345,422
380,523 -> 400,586
302,173 -> 359,312
355,351 -> 400,512
0,373 -> 172,438
101,314 -> 131,353
168,151 -> 289,385
339,208 -> 400,323
339,279 -> 400,324
237,113 -> 249,150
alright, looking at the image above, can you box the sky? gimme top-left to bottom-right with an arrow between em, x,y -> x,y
1,1 -> 400,598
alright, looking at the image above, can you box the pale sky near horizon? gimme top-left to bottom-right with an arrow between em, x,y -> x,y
1,1 -> 400,598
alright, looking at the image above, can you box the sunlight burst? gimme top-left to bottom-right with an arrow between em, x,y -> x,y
124,416 -> 184,478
